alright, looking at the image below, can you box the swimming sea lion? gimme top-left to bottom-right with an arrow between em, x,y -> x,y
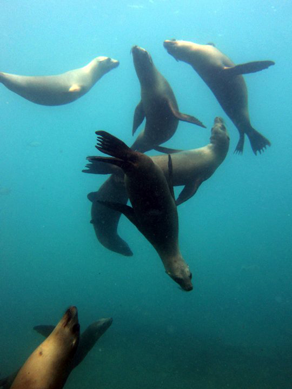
88,173 -> 132,256
1,317 -> 113,389
84,117 -> 229,255
0,56 -> 119,106
163,39 -> 274,154
90,131 -> 193,291
10,306 -> 80,389
130,45 -> 205,152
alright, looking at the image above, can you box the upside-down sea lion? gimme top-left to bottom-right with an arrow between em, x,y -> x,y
163,39 -> 275,155
10,306 -> 80,389
130,45 -> 205,152
90,131 -> 193,291
1,317 -> 113,389
84,117 -> 229,255
0,56 -> 119,106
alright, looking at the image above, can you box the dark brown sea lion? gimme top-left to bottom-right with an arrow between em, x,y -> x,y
0,56 -> 119,106
0,317 -> 113,389
163,39 -> 275,154
84,117 -> 229,255
90,131 -> 193,291
130,45 -> 205,152
10,307 -> 80,389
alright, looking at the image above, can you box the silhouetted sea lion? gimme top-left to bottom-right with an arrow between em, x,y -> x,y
130,45 -> 205,152
10,307 -> 80,389
84,117 -> 229,256
0,56 -> 119,106
163,39 -> 275,154
90,131 -> 193,291
0,317 -> 113,389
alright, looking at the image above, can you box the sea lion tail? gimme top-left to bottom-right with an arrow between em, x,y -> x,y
246,128 -> 271,155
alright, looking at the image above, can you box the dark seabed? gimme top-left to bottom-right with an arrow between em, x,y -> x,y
1,0 -> 292,388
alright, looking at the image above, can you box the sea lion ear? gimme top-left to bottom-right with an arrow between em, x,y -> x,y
206,42 -> 216,47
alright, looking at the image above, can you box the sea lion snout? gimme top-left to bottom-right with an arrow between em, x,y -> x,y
167,270 -> 193,292
63,306 -> 79,329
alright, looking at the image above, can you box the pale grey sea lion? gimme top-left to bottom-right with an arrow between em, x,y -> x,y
0,56 -> 119,106
163,39 -> 274,154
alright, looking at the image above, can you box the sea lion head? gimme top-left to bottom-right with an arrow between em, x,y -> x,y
95,56 -> 120,72
54,306 -> 80,350
131,45 -> 156,84
210,117 -> 230,150
167,265 -> 193,292
88,317 -> 113,340
163,39 -> 203,63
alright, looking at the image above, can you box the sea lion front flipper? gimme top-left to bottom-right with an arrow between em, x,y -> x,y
167,100 -> 206,128
167,155 -> 175,201
97,200 -> 139,229
132,101 -> 145,135
223,61 -> 275,76
153,145 -> 183,154
176,179 -> 203,206
69,84 -> 82,93
33,325 -> 55,337
0,371 -> 19,389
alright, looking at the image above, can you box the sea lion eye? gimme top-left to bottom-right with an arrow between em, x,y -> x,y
189,272 -> 193,280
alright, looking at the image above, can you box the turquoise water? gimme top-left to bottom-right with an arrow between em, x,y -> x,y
1,1 -> 291,388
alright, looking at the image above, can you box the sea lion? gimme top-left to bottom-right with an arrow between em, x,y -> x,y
0,56 -> 119,106
84,117 -> 229,255
10,306 -> 80,389
0,317 -> 113,389
130,45 -> 205,152
90,131 -> 193,291
163,39 -> 275,154
88,173 -> 132,256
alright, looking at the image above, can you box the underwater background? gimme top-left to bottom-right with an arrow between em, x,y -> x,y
0,0 -> 292,388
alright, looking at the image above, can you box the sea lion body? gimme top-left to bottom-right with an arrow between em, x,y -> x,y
0,56 -> 119,106
84,117 -> 229,255
1,317 -> 112,389
10,307 -> 79,389
91,131 -> 193,291
130,46 -> 205,152
163,39 -> 274,154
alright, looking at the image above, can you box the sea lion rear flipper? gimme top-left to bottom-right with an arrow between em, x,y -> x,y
132,101 -> 145,135
82,159 -> 118,175
95,131 -> 132,161
97,200 -> 139,229
176,179 -> 203,206
223,61 -> 275,76
153,145 -> 183,154
33,325 -> 55,337
167,100 -> 206,128
87,155 -> 126,169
